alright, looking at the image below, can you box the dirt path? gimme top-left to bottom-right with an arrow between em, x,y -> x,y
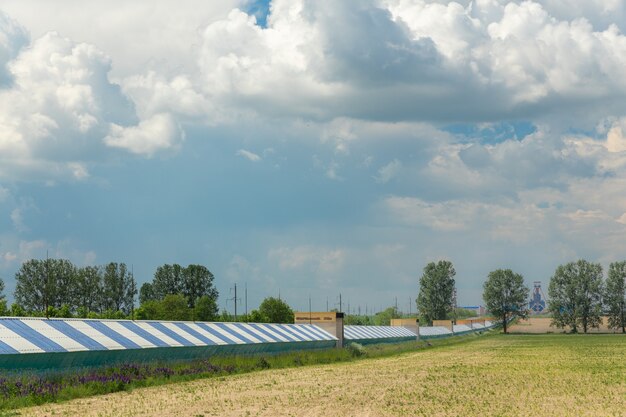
20,335 -> 626,417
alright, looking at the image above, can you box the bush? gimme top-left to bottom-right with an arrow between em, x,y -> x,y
256,357 -> 271,369
347,342 -> 367,358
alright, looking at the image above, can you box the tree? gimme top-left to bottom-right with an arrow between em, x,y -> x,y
135,295 -> 191,321
417,260 -> 456,325
75,266 -> 103,314
253,297 -> 294,323
373,307 -> 401,326
124,271 -> 137,319
139,282 -> 156,305
10,303 -> 25,317
152,264 -> 185,299
549,260 -> 604,333
101,262 -> 137,314
14,259 -> 50,313
50,259 -> 77,309
182,264 -> 218,309
135,300 -> 161,321
344,315 -> 374,325
194,295 -> 219,321
158,294 -> 191,321
482,269 -> 529,334
605,261 -> 626,333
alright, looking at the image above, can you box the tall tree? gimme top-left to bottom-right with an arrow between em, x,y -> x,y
139,282 -> 156,305
152,264 -> 184,299
549,260 -> 603,333
75,266 -> 103,314
182,264 -> 218,309
102,262 -> 135,314
125,271 -> 137,318
605,261 -> 626,333
417,260 -> 456,326
483,269 -> 529,334
14,259 -> 52,313
50,259 -> 78,308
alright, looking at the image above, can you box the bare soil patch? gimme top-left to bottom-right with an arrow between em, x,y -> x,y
508,317 -> 618,334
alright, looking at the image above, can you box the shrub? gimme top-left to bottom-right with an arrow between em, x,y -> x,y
347,342 -> 367,358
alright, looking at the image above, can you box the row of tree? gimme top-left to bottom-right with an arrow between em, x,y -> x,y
136,295 -> 294,324
549,260 -> 626,333
416,259 -> 626,334
136,264 -> 220,321
0,259 -> 298,324
7,259 -> 137,317
482,260 -> 626,334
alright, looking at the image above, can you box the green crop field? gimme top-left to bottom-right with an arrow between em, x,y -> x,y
21,334 -> 626,417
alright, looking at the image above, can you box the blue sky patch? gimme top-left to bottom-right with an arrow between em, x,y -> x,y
245,0 -> 271,28
443,121 -> 537,144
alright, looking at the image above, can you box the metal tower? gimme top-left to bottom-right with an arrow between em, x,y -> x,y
529,281 -> 546,314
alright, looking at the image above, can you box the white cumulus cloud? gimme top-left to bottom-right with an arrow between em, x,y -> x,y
105,113 -> 183,157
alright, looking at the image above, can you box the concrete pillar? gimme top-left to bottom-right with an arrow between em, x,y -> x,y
294,312 -> 344,348
390,318 -> 420,341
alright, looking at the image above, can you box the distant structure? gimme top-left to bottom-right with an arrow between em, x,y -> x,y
529,281 -> 546,314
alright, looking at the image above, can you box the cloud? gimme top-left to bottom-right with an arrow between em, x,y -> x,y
0,11 -> 28,85
0,29 -> 138,180
104,113 -> 183,157
121,71 -> 213,120
606,120 -> 626,153
269,245 -> 345,274
0,0 -> 239,78
375,159 -> 402,183
10,208 -> 27,232
236,149 -> 262,161
186,0 -> 626,127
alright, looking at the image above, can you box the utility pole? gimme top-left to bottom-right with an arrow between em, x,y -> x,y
227,283 -> 240,321
409,296 -> 412,316
245,282 -> 248,316
452,287 -> 458,325
395,296 -> 398,312
45,250 -> 49,319
339,293 -> 342,312
131,264 -> 135,321
309,294 -> 312,324
326,297 -> 329,312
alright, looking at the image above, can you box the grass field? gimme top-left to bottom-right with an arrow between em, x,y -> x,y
18,334 -> 625,417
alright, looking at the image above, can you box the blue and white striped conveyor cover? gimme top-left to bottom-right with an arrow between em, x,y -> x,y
344,325 -> 417,340
345,320 -> 497,341
0,318 -> 337,355
418,326 -> 451,337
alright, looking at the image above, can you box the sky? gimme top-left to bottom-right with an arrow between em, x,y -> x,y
1,0 -> 626,314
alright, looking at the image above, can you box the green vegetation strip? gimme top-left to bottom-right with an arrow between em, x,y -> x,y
0,332 -> 486,411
